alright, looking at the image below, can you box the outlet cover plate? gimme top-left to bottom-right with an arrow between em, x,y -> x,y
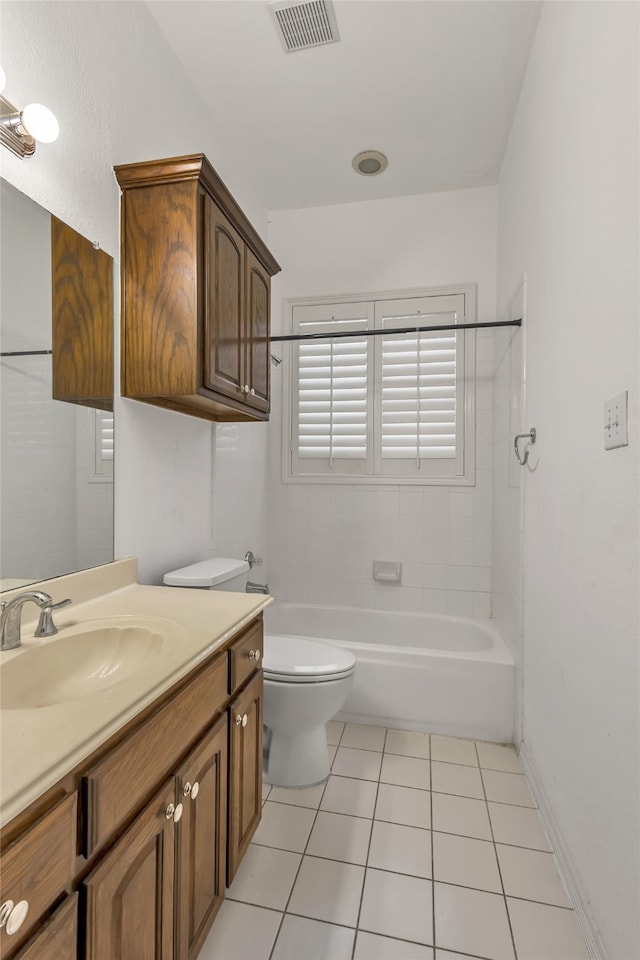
604,390 -> 629,450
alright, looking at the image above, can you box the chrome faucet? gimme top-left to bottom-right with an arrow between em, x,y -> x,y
0,591 -> 72,651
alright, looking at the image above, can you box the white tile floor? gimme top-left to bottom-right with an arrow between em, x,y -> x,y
199,723 -> 590,960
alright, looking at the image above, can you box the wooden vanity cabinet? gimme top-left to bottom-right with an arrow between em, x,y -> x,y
114,154 -> 281,423
0,614 -> 265,960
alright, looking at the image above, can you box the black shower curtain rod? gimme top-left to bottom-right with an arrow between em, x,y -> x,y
0,349 -> 53,357
270,318 -> 522,344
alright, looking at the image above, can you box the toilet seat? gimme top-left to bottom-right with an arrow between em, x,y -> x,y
263,634 -> 356,684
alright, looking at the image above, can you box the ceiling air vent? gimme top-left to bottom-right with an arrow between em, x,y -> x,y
269,0 -> 340,53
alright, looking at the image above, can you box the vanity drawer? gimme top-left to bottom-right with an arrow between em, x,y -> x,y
14,893 -> 78,960
83,652 -> 227,856
0,793 -> 77,956
229,619 -> 263,695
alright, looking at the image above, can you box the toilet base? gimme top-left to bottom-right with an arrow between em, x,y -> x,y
263,724 -> 329,787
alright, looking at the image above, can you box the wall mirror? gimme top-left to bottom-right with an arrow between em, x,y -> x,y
0,178 -> 115,590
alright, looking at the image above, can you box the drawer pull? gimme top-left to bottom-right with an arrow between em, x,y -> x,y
5,900 -> 28,936
248,649 -> 261,662
191,781 -> 200,799
235,713 -> 248,727
0,901 -> 14,928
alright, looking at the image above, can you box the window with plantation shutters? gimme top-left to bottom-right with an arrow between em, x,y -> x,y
91,409 -> 114,481
287,286 -> 475,484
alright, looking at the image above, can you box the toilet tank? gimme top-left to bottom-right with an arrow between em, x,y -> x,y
163,557 -> 250,592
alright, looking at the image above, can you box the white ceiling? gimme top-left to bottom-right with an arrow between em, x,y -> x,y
146,0 -> 542,211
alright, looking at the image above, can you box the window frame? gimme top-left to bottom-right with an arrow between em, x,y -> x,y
281,283 -> 477,487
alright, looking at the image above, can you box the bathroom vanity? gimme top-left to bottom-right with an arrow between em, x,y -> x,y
0,560 -> 269,960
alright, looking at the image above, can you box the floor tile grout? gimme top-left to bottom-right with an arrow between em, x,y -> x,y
214,723 -> 581,960
476,739 -> 520,960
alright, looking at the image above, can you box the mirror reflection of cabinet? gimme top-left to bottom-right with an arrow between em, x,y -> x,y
51,217 -> 114,411
0,179 -> 115,589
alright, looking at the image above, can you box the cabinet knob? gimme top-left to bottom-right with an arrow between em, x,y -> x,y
173,802 -> 184,823
165,803 -> 176,820
184,780 -> 200,799
242,384 -> 249,394
248,649 -> 261,662
5,901 -> 28,936
235,713 -> 248,727
0,901 -> 14,929
250,388 -> 256,396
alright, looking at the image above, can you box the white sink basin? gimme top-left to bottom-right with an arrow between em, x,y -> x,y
0,619 -> 182,709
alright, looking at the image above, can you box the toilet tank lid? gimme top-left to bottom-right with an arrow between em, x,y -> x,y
163,557 -> 250,587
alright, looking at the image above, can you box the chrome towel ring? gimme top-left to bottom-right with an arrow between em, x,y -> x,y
514,428 -> 536,466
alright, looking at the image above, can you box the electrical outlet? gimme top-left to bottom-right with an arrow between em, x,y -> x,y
604,391 -> 629,450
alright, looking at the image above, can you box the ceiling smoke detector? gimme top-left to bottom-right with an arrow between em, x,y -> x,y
352,151 -> 389,176
269,0 -> 340,53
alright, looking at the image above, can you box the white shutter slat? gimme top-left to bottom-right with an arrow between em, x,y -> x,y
380,324 -> 458,461
296,319 -> 368,461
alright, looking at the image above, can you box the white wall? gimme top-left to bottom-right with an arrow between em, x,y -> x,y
267,187 -> 497,615
1,1 -> 271,584
497,3 -> 639,958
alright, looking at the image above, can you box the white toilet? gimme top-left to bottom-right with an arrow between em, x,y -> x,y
163,558 -> 356,788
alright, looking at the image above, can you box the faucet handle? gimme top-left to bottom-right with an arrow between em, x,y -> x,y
34,598 -> 72,638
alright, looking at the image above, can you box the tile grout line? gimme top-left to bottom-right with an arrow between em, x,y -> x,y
265,723 -> 343,960
475,740 -> 519,960
244,729 -> 565,960
350,725 -> 386,959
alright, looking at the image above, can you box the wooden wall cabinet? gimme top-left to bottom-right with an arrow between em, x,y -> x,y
0,615 -> 264,960
114,154 -> 281,423
51,217 -> 114,411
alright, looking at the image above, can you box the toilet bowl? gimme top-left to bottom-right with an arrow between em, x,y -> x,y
163,558 -> 356,788
262,634 -> 355,787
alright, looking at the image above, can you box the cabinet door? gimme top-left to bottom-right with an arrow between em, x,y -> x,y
84,779 -> 176,960
14,894 -> 78,960
175,717 -> 228,960
204,196 -> 245,402
228,670 -> 263,883
244,248 -> 271,414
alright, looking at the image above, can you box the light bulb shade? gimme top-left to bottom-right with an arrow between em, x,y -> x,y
0,66 -> 6,95
21,103 -> 59,143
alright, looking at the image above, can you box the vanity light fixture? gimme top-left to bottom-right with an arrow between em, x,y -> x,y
352,150 -> 388,176
0,66 -> 59,158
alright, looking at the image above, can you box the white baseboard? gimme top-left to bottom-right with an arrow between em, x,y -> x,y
519,742 -> 606,960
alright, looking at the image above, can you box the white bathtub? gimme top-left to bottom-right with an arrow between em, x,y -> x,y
264,602 -> 515,743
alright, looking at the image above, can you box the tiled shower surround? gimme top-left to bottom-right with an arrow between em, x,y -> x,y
268,328 -> 495,620
199,723 -> 588,960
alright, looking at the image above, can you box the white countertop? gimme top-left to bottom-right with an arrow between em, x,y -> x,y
0,559 -> 272,829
